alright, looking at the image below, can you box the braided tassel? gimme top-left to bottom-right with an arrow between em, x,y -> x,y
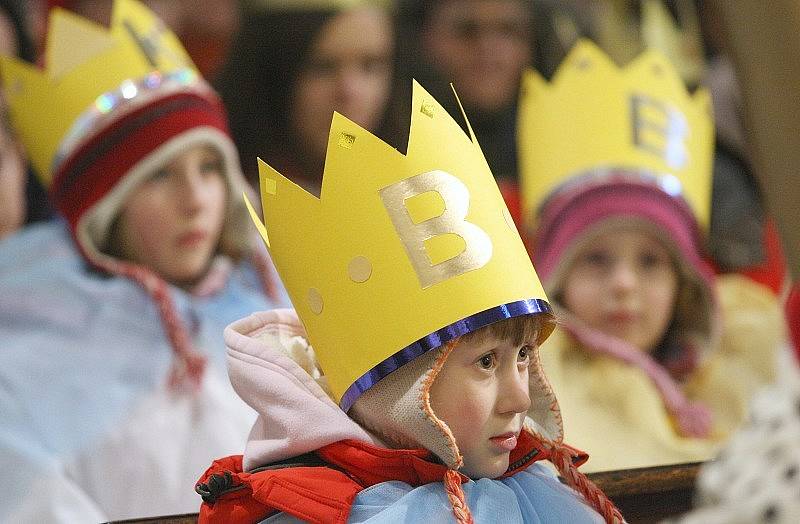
93,257 -> 207,391
547,442 -> 625,524
444,469 -> 474,524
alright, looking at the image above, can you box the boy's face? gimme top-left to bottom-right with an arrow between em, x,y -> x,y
113,145 -> 227,287
561,226 -> 679,353
430,333 -> 533,479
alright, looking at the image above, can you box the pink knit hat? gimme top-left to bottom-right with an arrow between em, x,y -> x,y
532,169 -> 720,438
533,169 -> 709,284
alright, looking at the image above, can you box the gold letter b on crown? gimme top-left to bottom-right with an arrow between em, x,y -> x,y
380,170 -> 493,289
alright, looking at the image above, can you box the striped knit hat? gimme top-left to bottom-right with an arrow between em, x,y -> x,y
55,70 -> 278,388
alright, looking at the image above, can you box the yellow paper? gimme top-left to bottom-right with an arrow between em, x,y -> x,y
518,40 -> 713,232
250,81 -> 549,403
0,0 -> 196,186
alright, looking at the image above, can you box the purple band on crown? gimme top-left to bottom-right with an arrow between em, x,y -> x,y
339,298 -> 552,412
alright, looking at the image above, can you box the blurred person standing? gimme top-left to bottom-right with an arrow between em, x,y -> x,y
215,0 -> 394,193
0,0 -> 52,237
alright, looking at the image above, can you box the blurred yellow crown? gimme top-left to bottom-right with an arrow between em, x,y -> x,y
595,0 -> 705,86
519,39 -> 713,231
247,81 -> 551,409
0,0 -> 195,186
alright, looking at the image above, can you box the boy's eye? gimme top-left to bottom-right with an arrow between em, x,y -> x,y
478,353 -> 496,370
517,345 -> 532,363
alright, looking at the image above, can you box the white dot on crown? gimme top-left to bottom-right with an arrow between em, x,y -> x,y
308,288 -> 323,315
348,256 -> 373,283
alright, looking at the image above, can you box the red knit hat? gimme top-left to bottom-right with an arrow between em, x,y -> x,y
49,69 -> 277,388
1,1 -> 280,389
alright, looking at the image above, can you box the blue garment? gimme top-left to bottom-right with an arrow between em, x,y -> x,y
348,463 -> 604,523
261,462 -> 604,523
0,221 -> 288,522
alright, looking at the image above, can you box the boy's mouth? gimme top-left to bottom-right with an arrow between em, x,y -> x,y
489,432 -> 518,452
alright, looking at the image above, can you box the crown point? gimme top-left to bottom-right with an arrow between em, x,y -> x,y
46,7 -> 116,80
348,256 -> 373,283
308,288 -> 324,315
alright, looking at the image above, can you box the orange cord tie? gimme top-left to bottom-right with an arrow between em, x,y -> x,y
548,443 -> 625,524
444,469 -> 474,524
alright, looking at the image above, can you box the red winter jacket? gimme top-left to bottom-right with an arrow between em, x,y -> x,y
196,433 -> 588,524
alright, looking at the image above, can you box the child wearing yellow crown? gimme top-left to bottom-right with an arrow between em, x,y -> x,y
195,81 -> 623,523
519,40 -> 785,472
0,1 -> 287,521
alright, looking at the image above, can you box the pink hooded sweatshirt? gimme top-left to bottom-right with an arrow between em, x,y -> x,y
223,309 -> 383,472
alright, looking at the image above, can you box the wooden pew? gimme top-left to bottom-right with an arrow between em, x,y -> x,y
589,462 -> 700,523
110,461 -> 700,524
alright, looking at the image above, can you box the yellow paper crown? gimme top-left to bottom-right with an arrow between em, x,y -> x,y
519,39 -> 713,231
247,81 -> 551,409
0,0 -> 195,186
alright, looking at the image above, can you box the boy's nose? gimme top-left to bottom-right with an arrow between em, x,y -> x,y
500,368 -> 531,415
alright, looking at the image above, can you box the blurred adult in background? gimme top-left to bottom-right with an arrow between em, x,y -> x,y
388,0 -> 581,225
0,0 -> 51,237
215,0 -> 394,193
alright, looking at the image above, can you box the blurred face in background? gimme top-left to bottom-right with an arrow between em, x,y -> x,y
560,224 -> 680,353
0,92 -> 26,239
0,8 -> 17,56
111,145 -> 227,288
290,5 -> 393,168
422,0 -> 532,113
